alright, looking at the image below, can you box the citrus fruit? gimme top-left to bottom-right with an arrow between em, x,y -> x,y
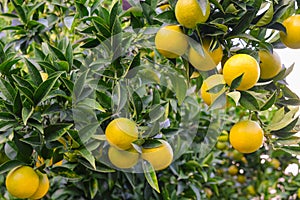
216,141 -> 227,150
228,165 -> 238,176
155,25 -> 188,58
175,0 -> 210,28
6,166 -> 39,199
40,72 -> 48,82
223,54 -> 260,91
229,120 -> 264,153
200,74 -> 226,106
280,15 -> 300,49
189,39 -> 223,71
108,146 -> 139,169
142,140 -> 173,171
29,171 -> 49,199
270,158 -> 280,169
246,185 -> 256,195
237,175 -> 246,184
218,130 -> 229,142
105,118 -> 139,150
232,150 -> 244,161
258,50 -> 282,79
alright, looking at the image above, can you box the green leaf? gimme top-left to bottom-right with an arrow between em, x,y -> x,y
270,107 -> 285,124
66,42 -> 73,68
78,122 -> 99,144
239,91 -> 260,111
13,91 -> 22,117
112,82 -> 128,113
44,124 -> 73,142
0,112 -> 16,121
12,74 -> 35,92
190,184 -> 201,200
0,58 -> 20,74
78,148 -> 96,169
276,136 -> 300,146
25,58 -> 43,86
272,117 -> 299,132
0,160 -> 24,174
75,2 -> 89,18
142,139 -> 162,149
206,84 -> 225,94
110,1 -> 120,29
154,11 -> 177,24
80,38 -> 100,48
77,98 -> 106,112
0,78 -> 16,102
168,73 -> 187,105
269,108 -> 298,131
208,92 -> 226,111
48,43 -> 67,61
230,73 -> 244,90
11,0 -> 27,23
227,7 -> 256,37
22,106 -> 34,126
142,160 -> 160,193
198,0 -> 208,16
15,85 -> 34,104
280,146 -> 300,156
227,91 -> 241,106
260,91 -> 277,111
256,2 -> 274,27
51,166 -> 83,181
74,70 -> 89,102
34,72 -> 63,104
55,61 -> 69,72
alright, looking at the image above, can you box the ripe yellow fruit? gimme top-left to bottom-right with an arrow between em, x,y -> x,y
175,0 -> 210,29
105,118 -> 139,150
280,15 -> 300,49
29,171 -> 49,199
155,25 -> 188,58
201,74 -> 226,106
6,166 -> 39,199
237,175 -> 246,184
142,140 -> 173,171
223,54 -> 260,91
258,50 -> 282,79
229,120 -> 264,153
189,39 -> 223,71
246,185 -> 256,195
228,165 -> 238,176
40,72 -> 48,81
108,146 -> 139,169
270,158 -> 280,169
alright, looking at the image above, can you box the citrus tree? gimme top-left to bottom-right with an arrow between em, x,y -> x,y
0,0 -> 300,199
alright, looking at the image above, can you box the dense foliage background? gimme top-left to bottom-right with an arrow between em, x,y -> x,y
0,0 -> 299,199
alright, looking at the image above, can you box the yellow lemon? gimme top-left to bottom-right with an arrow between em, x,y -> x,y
258,50 -> 281,79
229,120 -> 264,153
155,25 -> 188,58
223,54 -> 260,91
200,74 -> 226,106
6,166 -> 39,199
105,118 -> 139,150
280,15 -> 300,49
142,140 -> 173,171
108,146 -> 139,169
29,171 -> 50,199
189,39 -> 223,71
175,0 -> 210,28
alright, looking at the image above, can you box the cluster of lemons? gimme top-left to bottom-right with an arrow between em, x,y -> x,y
5,166 -> 49,199
105,118 -> 173,171
154,0 -> 300,154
